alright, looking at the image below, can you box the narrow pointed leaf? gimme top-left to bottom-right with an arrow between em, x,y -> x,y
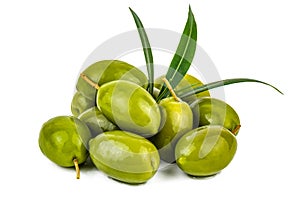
177,78 -> 283,98
157,6 -> 197,101
129,8 -> 154,95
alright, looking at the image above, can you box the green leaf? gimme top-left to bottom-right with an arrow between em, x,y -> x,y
156,5 -> 197,101
129,7 -> 154,95
177,78 -> 283,98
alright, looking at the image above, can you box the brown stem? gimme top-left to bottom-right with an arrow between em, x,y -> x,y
232,124 -> 241,136
162,77 -> 181,102
73,158 -> 80,179
80,73 -> 100,90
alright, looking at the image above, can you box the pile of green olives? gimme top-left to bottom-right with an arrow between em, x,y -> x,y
38,59 -> 243,183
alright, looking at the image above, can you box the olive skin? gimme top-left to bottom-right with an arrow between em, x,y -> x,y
38,116 -> 92,167
78,107 -> 118,137
71,92 -> 95,117
175,125 -> 237,176
89,130 -> 160,184
97,80 -> 161,138
154,74 -> 210,102
150,97 -> 193,163
191,97 -> 241,134
76,60 -> 148,102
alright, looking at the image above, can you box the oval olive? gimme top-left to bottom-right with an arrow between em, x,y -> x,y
154,74 -> 210,102
150,97 -> 193,163
71,92 -> 95,117
38,116 -> 92,167
78,107 -> 118,137
191,97 -> 241,135
89,130 -> 160,184
175,125 -> 237,176
76,60 -> 148,102
97,80 -> 161,138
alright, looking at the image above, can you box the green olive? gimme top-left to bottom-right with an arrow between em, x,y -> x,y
76,60 -> 148,102
71,92 -> 95,117
175,125 -> 237,176
89,130 -> 160,184
150,97 -> 193,163
191,97 -> 241,135
154,74 -> 210,101
97,80 -> 161,138
78,107 -> 118,137
38,116 -> 92,167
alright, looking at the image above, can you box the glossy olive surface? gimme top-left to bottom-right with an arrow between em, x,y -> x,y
71,92 -> 95,117
89,130 -> 160,184
76,60 -> 148,102
38,116 -> 92,167
97,80 -> 161,138
78,107 -> 118,137
150,97 -> 193,163
192,97 -> 241,134
175,125 -> 237,176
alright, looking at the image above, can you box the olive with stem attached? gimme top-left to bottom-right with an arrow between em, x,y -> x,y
80,73 -> 161,138
150,78 -> 193,163
38,116 -> 92,179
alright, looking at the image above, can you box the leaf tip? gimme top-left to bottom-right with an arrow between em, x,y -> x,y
129,7 -> 134,14
188,5 -> 193,14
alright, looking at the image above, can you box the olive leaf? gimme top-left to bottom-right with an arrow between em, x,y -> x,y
129,8 -> 154,95
176,78 -> 283,98
156,5 -> 197,101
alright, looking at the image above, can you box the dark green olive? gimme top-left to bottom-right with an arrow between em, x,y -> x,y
78,107 -> 118,137
97,80 -> 161,138
150,97 -> 193,163
191,97 -> 241,135
89,130 -> 160,184
71,92 -> 95,117
76,60 -> 148,102
175,125 -> 237,176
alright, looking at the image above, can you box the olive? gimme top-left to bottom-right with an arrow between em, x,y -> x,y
97,80 -> 161,138
38,116 -> 92,179
150,97 -> 193,163
71,92 -> 95,117
154,74 -> 210,102
78,107 -> 118,137
175,125 -> 237,177
191,97 -> 241,135
89,130 -> 160,184
76,60 -> 148,102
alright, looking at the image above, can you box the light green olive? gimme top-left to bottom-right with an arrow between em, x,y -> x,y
89,130 -> 160,184
191,97 -> 241,135
150,97 -> 193,163
97,80 -> 161,138
154,74 -> 210,102
76,60 -> 148,102
78,107 -> 118,137
71,92 -> 95,117
175,125 -> 237,176
38,116 -> 91,167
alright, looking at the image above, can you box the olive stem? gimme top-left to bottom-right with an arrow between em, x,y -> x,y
162,77 -> 182,102
231,125 -> 241,136
80,73 -> 100,90
73,158 -> 80,179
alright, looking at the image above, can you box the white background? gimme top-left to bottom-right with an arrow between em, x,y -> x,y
1,0 -> 299,198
